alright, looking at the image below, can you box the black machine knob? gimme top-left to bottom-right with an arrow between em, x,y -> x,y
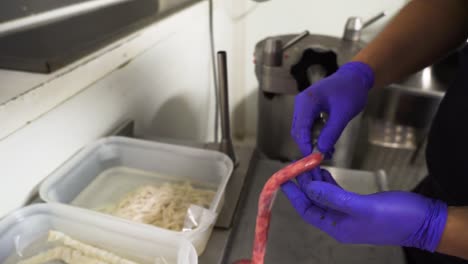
290,48 -> 339,92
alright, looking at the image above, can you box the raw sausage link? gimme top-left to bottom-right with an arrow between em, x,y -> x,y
235,153 -> 323,264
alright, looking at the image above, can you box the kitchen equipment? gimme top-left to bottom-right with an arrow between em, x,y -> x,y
343,12 -> 386,41
353,49 -> 460,190
352,119 -> 427,190
367,67 -> 448,131
39,136 -> 233,255
0,203 -> 197,264
217,51 -> 237,164
255,13 -> 384,165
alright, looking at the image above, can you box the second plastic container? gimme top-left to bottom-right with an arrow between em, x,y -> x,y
0,203 -> 197,264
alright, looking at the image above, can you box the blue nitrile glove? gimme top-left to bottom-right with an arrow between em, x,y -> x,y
281,180 -> 448,252
291,62 -> 374,157
296,167 -> 339,188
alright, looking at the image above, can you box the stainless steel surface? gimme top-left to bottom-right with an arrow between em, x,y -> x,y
220,157 -> 405,264
199,148 -> 257,264
282,30 -> 310,51
263,38 -> 283,67
257,88 -> 363,165
390,67 -> 448,98
366,57 -> 455,130
342,17 -> 363,42
200,228 -> 232,263
354,51 -> 460,190
255,34 -> 363,94
368,120 -> 416,149
255,33 -> 363,164
372,79 -> 444,131
106,119 -> 135,138
356,61 -> 455,190
352,118 -> 428,191
212,145 -> 255,228
362,144 -> 427,191
342,12 -> 385,41
376,169 -> 390,191
217,51 -> 237,164
0,0 -> 134,37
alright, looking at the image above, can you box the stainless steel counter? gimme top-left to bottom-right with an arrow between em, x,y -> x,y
201,154 -> 406,264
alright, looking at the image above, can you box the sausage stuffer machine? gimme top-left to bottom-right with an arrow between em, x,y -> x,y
254,13 -> 384,167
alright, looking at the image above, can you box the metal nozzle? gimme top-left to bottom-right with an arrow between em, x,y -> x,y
263,38 -> 283,66
217,51 -> 237,164
343,11 -> 385,41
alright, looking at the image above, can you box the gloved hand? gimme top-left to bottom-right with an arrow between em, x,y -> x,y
281,178 -> 448,252
291,62 -> 374,157
296,167 -> 338,188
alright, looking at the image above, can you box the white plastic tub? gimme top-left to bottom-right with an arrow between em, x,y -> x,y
39,136 -> 234,254
0,203 -> 197,264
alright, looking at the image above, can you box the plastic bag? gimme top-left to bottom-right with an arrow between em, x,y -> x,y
182,204 -> 217,232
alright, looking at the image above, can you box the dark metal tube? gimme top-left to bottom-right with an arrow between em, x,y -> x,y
363,12 -> 386,28
282,30 -> 309,51
217,51 -> 237,163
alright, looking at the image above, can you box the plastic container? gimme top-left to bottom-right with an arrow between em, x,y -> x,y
39,136 -> 234,254
0,203 -> 197,264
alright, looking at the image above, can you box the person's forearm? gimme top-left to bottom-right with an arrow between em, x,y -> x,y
437,206 -> 468,260
353,0 -> 468,88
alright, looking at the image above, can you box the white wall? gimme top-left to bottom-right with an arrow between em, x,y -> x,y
0,0 -> 407,216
